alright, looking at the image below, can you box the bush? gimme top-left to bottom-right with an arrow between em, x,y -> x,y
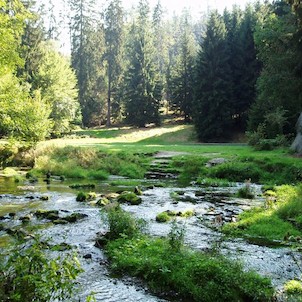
0,238 -> 82,301
103,208 -> 146,240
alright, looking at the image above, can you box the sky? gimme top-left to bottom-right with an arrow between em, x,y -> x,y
45,0 -> 258,53
123,0 -> 254,15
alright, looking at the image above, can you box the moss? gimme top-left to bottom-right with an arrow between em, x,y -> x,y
156,212 -> 172,223
117,191 -> 142,205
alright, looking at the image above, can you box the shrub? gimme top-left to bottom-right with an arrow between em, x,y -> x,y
237,180 -> 255,199
168,221 -> 185,251
208,162 -> 262,183
103,208 -> 146,240
0,238 -> 82,301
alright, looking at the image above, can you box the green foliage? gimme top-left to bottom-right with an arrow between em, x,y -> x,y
35,41 -> 80,136
168,220 -> 185,251
167,10 -> 196,121
196,177 -> 232,187
223,185 -> 302,241
193,10 -> 232,141
284,279 -> 302,295
0,76 -> 51,144
0,238 -> 83,301
105,235 -> 274,302
33,146 -> 148,179
156,211 -> 172,223
102,207 -> 146,240
172,156 -> 207,186
69,0 -> 107,127
249,2 -> 302,137
123,0 -> 161,127
237,180 -> 255,199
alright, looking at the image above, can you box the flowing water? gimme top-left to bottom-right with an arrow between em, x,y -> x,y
0,176 -> 301,301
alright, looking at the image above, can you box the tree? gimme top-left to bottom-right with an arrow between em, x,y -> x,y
168,10 -> 196,121
123,0 -> 161,127
193,11 -> 232,141
69,0 -> 107,126
35,41 -> 79,136
249,1 -> 302,136
104,0 -> 124,127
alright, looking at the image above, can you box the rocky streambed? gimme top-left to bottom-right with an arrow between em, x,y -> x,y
0,174 -> 301,301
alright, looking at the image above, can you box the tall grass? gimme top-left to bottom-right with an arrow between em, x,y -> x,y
103,209 -> 274,302
223,185 -> 302,241
33,146 -> 150,179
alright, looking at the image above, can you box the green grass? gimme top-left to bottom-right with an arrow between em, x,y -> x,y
32,146 -> 150,180
103,209 -> 274,302
223,185 -> 302,241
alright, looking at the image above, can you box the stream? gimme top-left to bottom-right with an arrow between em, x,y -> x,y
0,174 -> 301,301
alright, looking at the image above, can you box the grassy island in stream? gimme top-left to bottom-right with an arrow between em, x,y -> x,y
101,208 -> 274,302
223,185 -> 302,243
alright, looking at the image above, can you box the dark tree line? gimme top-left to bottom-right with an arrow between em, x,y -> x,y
1,0 -> 301,145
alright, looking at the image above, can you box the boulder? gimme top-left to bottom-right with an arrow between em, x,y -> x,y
117,191 -> 142,205
291,113 -> 302,155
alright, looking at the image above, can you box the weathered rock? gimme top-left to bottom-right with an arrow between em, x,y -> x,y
35,209 -> 59,220
291,113 -> 302,155
206,158 -> 227,168
63,213 -> 88,223
96,198 -> 110,207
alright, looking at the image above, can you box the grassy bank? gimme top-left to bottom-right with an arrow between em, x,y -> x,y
223,185 -> 302,242
101,208 -> 274,302
31,145 -> 151,179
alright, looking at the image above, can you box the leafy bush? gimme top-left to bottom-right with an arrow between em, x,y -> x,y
103,208 -> 146,240
237,181 -> 255,199
0,238 -> 82,301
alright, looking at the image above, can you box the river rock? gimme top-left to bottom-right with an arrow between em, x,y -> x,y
117,191 -> 142,205
291,112 -> 302,155
206,158 -> 227,167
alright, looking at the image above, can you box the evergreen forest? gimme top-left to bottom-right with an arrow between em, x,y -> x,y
0,0 -> 302,146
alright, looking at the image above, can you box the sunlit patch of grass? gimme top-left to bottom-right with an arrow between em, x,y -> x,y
223,185 -> 302,241
32,146 -> 150,180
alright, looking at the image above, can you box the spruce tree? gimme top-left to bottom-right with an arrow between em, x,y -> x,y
69,0 -> 107,126
168,10 -> 196,121
104,0 -> 124,127
193,11 -> 232,141
123,0 -> 161,127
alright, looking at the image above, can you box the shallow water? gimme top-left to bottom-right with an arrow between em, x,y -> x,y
0,176 -> 301,301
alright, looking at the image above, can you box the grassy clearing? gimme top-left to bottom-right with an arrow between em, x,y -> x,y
102,208 -> 274,302
32,145 -> 150,179
223,185 -> 302,242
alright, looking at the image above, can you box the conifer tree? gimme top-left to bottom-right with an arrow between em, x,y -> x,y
193,11 -> 232,141
123,0 -> 161,127
168,10 -> 196,121
69,0 -> 107,126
